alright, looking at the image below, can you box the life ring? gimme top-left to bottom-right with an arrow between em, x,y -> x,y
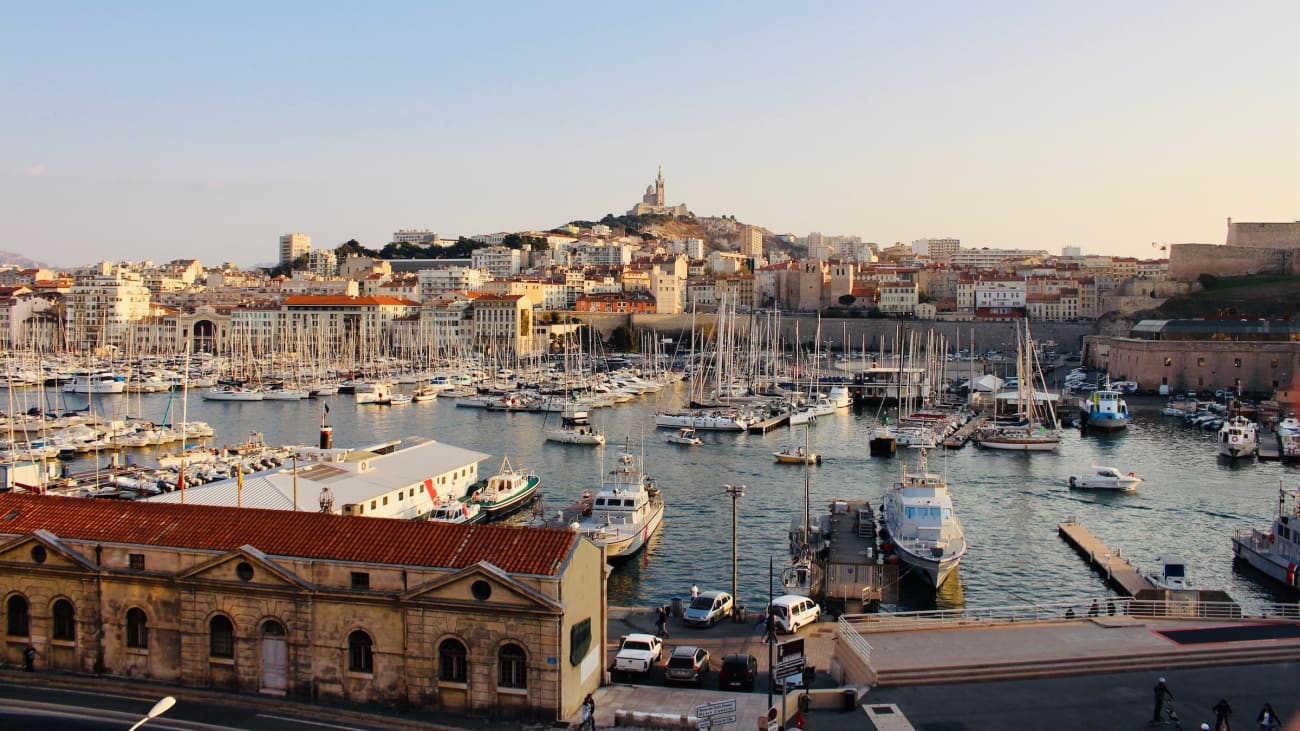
1128,472 -> 1135,477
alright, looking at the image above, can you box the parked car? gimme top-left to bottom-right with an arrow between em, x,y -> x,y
683,590 -> 733,627
614,633 -> 663,675
768,595 -> 821,634
718,653 -> 758,691
664,645 -> 710,686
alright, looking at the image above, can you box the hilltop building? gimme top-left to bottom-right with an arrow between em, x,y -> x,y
626,166 -> 690,217
279,233 -> 311,267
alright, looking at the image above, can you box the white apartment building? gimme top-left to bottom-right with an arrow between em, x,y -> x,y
307,249 -> 337,277
974,279 -> 1027,311
878,282 -> 919,316
707,251 -> 749,275
279,232 -> 311,266
64,271 -> 153,349
417,267 -> 487,301
392,229 -> 439,244
950,248 -> 1048,269
576,242 -> 632,267
471,246 -> 522,278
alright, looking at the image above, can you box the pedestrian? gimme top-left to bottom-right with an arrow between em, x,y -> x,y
1212,698 -> 1232,731
690,584 -> 699,600
581,693 -> 596,731
655,606 -> 669,638
23,644 -> 37,672
1152,677 -> 1174,725
1257,702 -> 1280,730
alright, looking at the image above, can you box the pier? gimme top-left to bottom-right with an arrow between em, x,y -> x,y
747,410 -> 790,433
941,418 -> 982,449
542,491 -> 595,528
1058,517 -> 1155,596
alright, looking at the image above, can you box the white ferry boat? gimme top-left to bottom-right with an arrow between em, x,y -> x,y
880,450 -> 968,588
1217,416 -> 1257,459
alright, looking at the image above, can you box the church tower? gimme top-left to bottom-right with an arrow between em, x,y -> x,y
654,165 -> 665,206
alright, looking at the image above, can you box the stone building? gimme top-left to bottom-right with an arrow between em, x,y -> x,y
0,493 -> 605,722
626,166 -> 690,218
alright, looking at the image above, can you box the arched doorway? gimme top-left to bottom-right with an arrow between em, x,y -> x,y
260,620 -> 287,694
192,320 -> 217,354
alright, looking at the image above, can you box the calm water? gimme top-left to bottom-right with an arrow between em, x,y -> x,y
30,383 -> 1300,614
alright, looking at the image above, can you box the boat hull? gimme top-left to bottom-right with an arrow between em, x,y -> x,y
977,437 -> 1058,451
1231,535 -> 1300,589
597,501 -> 665,560
894,548 -> 963,589
478,476 -> 542,520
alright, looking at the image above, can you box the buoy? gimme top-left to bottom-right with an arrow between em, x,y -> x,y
1128,472 -> 1135,477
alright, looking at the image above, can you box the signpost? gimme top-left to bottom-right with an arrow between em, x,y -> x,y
696,698 -> 737,729
774,637 -> 806,681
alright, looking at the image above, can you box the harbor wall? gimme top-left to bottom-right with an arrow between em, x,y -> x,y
556,312 -> 1095,353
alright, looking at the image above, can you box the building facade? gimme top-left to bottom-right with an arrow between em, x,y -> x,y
279,233 -> 311,267
0,493 -> 605,722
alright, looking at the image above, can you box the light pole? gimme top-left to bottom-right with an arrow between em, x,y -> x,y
724,484 -> 745,610
127,696 -> 176,731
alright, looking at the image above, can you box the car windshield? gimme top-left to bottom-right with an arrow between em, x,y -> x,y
689,597 -> 713,610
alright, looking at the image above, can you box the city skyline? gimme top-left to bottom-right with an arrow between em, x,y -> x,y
4,2 -> 1299,268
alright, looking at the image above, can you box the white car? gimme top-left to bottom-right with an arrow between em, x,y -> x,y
768,594 -> 821,633
614,633 -> 663,674
682,590 -> 733,627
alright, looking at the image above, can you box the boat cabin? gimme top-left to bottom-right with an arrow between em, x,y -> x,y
1151,555 -> 1191,590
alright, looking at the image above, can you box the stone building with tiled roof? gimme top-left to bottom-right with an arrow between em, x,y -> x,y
0,493 -> 605,721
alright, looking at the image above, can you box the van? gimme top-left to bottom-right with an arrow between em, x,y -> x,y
767,594 -> 821,634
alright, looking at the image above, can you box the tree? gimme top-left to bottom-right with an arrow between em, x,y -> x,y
838,294 -> 857,307
335,239 -> 377,259
607,325 -> 635,351
1198,273 -> 1219,290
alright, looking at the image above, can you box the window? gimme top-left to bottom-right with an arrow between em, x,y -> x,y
351,572 -> 370,590
348,630 -> 374,673
129,553 -> 145,570
52,599 -> 75,641
498,643 -> 527,689
1234,358 -> 1242,368
439,638 -> 468,682
6,595 -> 30,637
126,608 -> 148,649
1164,357 -> 1172,367
209,615 -> 234,658
1197,357 -> 1206,367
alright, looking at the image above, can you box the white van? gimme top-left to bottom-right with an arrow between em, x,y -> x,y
767,594 -> 820,634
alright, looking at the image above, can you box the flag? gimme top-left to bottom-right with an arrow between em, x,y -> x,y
176,471 -> 185,492
324,403 -> 330,414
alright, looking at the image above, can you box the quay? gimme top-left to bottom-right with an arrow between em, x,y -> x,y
747,410 -> 790,433
941,418 -> 981,449
542,491 -> 595,528
1057,517 -> 1154,596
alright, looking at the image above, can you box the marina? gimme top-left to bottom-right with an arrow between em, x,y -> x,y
5,379 -> 1299,614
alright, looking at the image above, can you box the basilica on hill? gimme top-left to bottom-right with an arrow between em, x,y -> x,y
626,166 -> 691,217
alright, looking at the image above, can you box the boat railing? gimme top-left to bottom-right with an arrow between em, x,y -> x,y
841,598 -> 1299,631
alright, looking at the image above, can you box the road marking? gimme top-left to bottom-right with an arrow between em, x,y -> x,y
256,713 -> 365,730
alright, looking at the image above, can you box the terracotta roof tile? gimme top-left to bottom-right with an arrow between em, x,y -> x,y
0,494 -> 577,576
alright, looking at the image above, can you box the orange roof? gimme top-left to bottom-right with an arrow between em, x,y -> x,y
0,494 -> 578,576
283,295 -> 417,307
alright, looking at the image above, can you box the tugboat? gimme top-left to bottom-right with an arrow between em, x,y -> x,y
880,449 -> 968,588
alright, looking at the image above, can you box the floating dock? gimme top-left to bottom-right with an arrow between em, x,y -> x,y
942,419 -> 982,449
1058,517 -> 1155,596
542,491 -> 595,529
747,411 -> 790,433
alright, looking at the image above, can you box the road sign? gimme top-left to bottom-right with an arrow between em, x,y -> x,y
774,659 -> 805,681
696,699 -> 737,719
697,714 -> 737,728
776,637 -> 805,665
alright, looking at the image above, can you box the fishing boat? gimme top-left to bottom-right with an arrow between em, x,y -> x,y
880,449 -> 968,588
1078,384 -> 1129,431
665,427 -> 702,446
773,445 -> 820,464
1068,466 -> 1142,491
426,497 -> 485,524
470,456 -> 541,520
571,439 -> 665,560
1231,486 -> 1300,591
1217,415 -> 1258,459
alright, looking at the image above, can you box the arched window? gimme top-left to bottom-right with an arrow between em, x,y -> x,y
126,608 -> 148,649
6,595 -> 29,637
438,638 -> 467,683
209,615 -> 235,658
52,599 -> 75,641
347,630 -> 373,674
497,643 -> 527,689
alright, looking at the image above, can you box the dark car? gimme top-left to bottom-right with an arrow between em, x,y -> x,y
718,653 -> 757,691
664,645 -> 710,686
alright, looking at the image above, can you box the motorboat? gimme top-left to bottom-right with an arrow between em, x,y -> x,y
354,381 -> 393,405
62,371 -> 127,394
1078,386 -> 1129,431
654,410 -> 751,431
1231,486 -> 1300,590
1217,415 -> 1258,459
388,393 -> 412,405
201,384 -> 263,401
1068,466 -> 1142,491
666,428 -> 702,446
868,422 -> 897,457
544,404 -> 606,446
571,439 -> 665,560
426,497 -> 485,524
880,449 -> 968,588
470,456 -> 541,520
773,445 -> 820,464
1145,555 -> 1192,591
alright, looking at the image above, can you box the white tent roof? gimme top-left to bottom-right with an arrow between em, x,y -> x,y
970,374 -> 1003,392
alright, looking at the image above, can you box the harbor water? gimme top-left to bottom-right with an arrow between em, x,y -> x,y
31,383 -> 1300,614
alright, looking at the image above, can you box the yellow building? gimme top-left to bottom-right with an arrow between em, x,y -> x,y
0,494 -> 605,722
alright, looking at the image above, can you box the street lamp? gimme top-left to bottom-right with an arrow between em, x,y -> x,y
127,696 -> 176,731
724,484 -> 745,609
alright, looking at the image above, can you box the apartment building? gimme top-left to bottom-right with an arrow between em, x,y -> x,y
278,232 -> 311,266
470,293 -> 533,355
64,270 -> 153,349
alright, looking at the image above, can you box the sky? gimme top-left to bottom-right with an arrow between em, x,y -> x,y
3,1 -> 1299,268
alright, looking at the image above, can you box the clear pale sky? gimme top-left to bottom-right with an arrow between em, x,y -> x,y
3,1 -> 1299,268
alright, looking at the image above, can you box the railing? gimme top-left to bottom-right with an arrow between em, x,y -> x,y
841,598 -> 1300,632
836,615 -> 876,684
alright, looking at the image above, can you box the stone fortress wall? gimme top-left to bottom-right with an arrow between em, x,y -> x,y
1168,220 -> 1300,281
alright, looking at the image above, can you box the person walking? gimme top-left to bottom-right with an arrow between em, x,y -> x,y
1151,677 -> 1174,725
655,606 -> 670,638
1256,702 -> 1280,730
23,644 -> 37,672
1212,698 -> 1232,731
580,693 -> 596,731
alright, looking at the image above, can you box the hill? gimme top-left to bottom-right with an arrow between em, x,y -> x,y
565,213 -> 799,258
0,251 -> 48,268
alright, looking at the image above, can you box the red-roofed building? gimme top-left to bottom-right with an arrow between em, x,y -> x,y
0,492 -> 604,720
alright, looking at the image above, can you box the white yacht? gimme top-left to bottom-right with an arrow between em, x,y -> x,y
202,384 -> 263,401
880,450 -> 968,588
654,410 -> 751,431
1068,466 -> 1142,492
1145,555 -> 1192,591
62,371 -> 126,394
1217,415 -> 1258,459
544,404 -> 606,446
571,440 -> 665,560
1078,386 -> 1129,431
1231,486 -> 1300,591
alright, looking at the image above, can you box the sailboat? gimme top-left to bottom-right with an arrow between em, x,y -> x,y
975,320 -> 1060,452
780,427 -> 820,596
